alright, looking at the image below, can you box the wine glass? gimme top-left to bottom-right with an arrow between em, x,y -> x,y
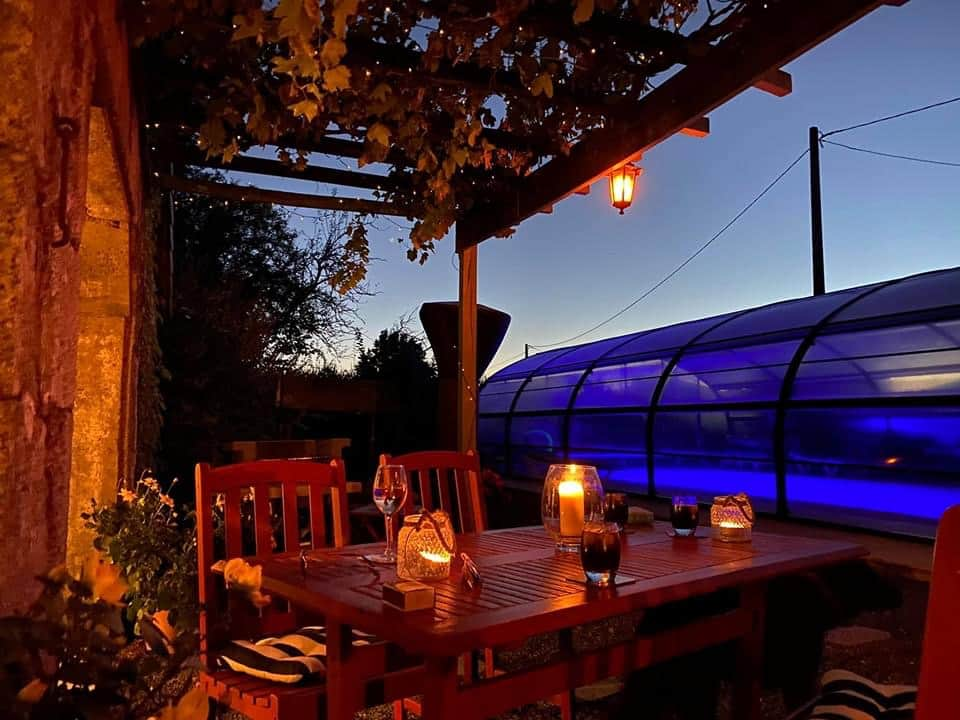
366,464 -> 409,564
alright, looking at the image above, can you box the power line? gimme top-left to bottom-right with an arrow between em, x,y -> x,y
823,139 -> 960,168
484,351 -> 526,377
527,147 -> 810,351
821,95 -> 960,139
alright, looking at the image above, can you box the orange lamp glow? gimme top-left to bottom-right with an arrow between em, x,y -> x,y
608,164 -> 642,214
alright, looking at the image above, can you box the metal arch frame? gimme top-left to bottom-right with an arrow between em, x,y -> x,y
480,267 -> 960,527
643,310 -> 756,497
497,344 -> 590,478
560,331 -> 660,463
771,276 -> 907,516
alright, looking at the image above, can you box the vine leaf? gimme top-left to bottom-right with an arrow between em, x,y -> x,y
222,139 -> 240,163
332,0 -> 360,38
573,0 -> 595,24
276,0 -> 314,39
367,122 -> 391,148
198,117 -> 226,156
290,98 -> 320,122
82,553 -> 128,607
246,95 -> 272,144
323,65 -> 351,92
320,38 -> 347,68
232,11 -> 265,43
531,72 -> 554,98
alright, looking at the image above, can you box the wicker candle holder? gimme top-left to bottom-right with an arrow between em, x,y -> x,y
710,493 -> 755,543
396,510 -> 456,580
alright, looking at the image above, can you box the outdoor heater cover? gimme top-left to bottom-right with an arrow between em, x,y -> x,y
420,302 -> 511,449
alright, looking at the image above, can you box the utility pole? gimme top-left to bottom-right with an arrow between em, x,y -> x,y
809,126 -> 826,296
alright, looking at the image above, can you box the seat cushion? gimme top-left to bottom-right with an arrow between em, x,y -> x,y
809,670 -> 917,719
219,625 -> 375,683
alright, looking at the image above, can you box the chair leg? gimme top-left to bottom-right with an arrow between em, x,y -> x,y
553,690 -> 575,720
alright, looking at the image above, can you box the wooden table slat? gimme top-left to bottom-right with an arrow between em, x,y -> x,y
224,524 -> 865,657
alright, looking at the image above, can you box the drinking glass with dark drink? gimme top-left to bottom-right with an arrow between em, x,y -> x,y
603,492 -> 629,529
670,495 -> 699,537
580,522 -> 622,586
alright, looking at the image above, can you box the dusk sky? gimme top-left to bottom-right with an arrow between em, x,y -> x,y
230,0 -> 959,373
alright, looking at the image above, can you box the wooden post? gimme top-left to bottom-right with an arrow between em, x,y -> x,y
457,234 -> 478,453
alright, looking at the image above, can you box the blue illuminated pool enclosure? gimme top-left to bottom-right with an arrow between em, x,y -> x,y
479,267 -> 960,537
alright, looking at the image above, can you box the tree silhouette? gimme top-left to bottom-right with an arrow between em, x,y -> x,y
158,171 -> 364,480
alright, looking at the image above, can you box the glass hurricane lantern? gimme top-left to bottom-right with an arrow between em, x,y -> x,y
542,464 -> 605,552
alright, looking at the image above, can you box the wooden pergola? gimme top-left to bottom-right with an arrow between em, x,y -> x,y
143,0 -> 905,454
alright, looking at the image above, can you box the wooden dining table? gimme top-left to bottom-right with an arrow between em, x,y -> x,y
236,523 -> 865,720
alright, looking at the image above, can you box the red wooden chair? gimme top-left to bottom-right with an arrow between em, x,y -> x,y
383,449 -> 487,533
195,459 -> 402,720
915,504 -> 960,720
382,450 -> 573,720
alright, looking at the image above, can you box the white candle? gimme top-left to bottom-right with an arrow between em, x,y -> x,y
558,478 -> 585,538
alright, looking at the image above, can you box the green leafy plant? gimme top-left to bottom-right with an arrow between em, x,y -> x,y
83,472 -> 199,641
0,556 -> 201,720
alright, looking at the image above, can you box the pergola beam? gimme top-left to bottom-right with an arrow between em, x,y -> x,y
753,69 -> 793,97
180,151 -> 406,192
680,117 -> 711,138
457,0 -> 894,249
157,174 -> 414,217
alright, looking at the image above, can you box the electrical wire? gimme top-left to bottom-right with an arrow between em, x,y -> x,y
821,95 -> 960,139
526,147 -> 810,352
823,139 -> 960,168
484,351 -> 526,377
473,98 -> 960,376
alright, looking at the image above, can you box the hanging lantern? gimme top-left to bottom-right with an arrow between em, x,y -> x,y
396,510 -> 457,580
608,164 -> 642,214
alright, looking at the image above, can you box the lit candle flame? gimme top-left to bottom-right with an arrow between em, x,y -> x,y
419,550 -> 451,563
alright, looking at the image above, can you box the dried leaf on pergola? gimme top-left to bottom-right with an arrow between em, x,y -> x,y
134,0 -> 903,292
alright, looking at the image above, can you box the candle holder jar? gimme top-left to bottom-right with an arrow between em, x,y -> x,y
542,464 -> 604,552
710,493 -> 755,543
396,510 -> 457,580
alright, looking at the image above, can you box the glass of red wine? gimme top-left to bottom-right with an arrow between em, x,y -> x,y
580,522 -> 622,586
603,492 -> 629,530
670,495 -> 699,537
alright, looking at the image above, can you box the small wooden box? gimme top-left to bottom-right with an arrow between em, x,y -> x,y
382,580 -> 435,611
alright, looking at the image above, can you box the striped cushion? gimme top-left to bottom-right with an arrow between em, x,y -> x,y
219,626 -> 375,683
809,670 -> 917,720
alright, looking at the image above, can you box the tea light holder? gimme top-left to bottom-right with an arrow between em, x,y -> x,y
541,464 -> 604,552
396,509 -> 456,580
710,493 -> 755,543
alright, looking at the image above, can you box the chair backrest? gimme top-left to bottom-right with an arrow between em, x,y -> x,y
380,450 -> 486,533
194,459 -> 349,665
916,504 -> 960,720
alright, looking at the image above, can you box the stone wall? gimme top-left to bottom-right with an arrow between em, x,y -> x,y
0,0 -> 143,613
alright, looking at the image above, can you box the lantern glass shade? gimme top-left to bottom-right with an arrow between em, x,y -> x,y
710,493 -> 755,542
608,164 -> 642,213
396,511 -> 457,580
541,464 -> 605,552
